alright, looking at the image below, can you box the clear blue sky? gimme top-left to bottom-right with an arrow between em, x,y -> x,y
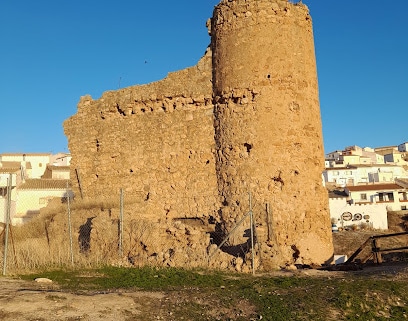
1,0 -> 407,154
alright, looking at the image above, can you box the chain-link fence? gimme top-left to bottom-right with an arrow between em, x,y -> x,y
1,180 -> 262,275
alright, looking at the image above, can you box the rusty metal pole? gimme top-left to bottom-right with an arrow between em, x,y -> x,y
119,188 -> 124,258
67,181 -> 74,266
2,174 -> 12,275
249,192 -> 255,275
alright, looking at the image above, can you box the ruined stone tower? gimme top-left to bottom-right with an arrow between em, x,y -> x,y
211,0 -> 333,267
64,0 -> 333,270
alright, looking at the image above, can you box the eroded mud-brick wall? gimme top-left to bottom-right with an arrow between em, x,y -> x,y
211,0 -> 333,267
64,52 -> 220,221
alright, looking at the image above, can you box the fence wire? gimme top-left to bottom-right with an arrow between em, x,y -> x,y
1,186 -> 261,275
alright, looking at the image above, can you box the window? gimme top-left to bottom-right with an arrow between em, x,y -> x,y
360,193 -> 367,200
380,193 -> 394,202
402,206 -> 407,210
0,188 -> 7,197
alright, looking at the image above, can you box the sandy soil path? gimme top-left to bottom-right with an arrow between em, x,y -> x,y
0,278 -> 165,321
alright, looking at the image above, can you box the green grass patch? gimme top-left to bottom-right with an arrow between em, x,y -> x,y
20,267 -> 408,321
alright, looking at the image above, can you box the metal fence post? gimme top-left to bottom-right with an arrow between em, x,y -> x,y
67,181 -> 74,266
2,174 -> 12,276
119,188 -> 124,258
249,192 -> 255,275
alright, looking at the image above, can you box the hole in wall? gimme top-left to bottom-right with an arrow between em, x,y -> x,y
267,74 -> 271,79
244,143 -> 252,154
116,104 -> 126,116
173,217 -> 205,228
291,244 -> 300,261
130,169 -> 133,173
271,171 -> 284,189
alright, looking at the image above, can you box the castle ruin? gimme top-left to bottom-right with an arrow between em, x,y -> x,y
64,0 -> 334,270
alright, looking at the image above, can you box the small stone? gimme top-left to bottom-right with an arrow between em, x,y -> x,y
34,278 -> 53,283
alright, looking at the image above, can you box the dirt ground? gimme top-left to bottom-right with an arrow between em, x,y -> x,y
1,263 -> 408,321
0,275 -> 260,321
0,277 -> 168,321
1,211 -> 407,321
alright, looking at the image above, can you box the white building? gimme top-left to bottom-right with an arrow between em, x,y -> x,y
384,151 -> 407,165
323,164 -> 408,186
345,183 -> 408,211
329,197 -> 388,230
325,146 -> 385,168
398,142 -> 408,153
0,153 -> 51,179
0,167 -> 19,224
0,152 -> 71,224
13,179 -> 71,225
50,153 -> 71,166
323,167 -> 358,187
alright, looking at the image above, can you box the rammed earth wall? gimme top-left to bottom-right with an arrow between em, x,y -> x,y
64,0 -> 334,270
65,52 -> 219,221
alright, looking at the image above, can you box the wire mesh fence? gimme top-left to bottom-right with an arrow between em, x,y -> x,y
1,183 -> 262,275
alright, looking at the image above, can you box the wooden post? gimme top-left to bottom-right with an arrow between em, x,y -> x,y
75,168 -> 84,199
372,238 -> 382,264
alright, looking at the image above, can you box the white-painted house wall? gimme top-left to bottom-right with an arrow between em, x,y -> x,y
0,199 -> 16,224
323,165 -> 408,186
14,189 -> 68,225
329,198 -> 388,230
50,153 -> 71,166
1,154 -> 51,179
0,172 -> 18,188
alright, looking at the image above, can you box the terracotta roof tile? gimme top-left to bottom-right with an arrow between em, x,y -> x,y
346,184 -> 403,192
0,168 -> 20,174
46,165 -> 70,171
0,161 -> 21,168
0,153 -> 51,156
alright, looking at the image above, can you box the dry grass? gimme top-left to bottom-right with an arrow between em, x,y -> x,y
3,199 -> 408,274
0,196 -> 170,273
333,211 -> 408,263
